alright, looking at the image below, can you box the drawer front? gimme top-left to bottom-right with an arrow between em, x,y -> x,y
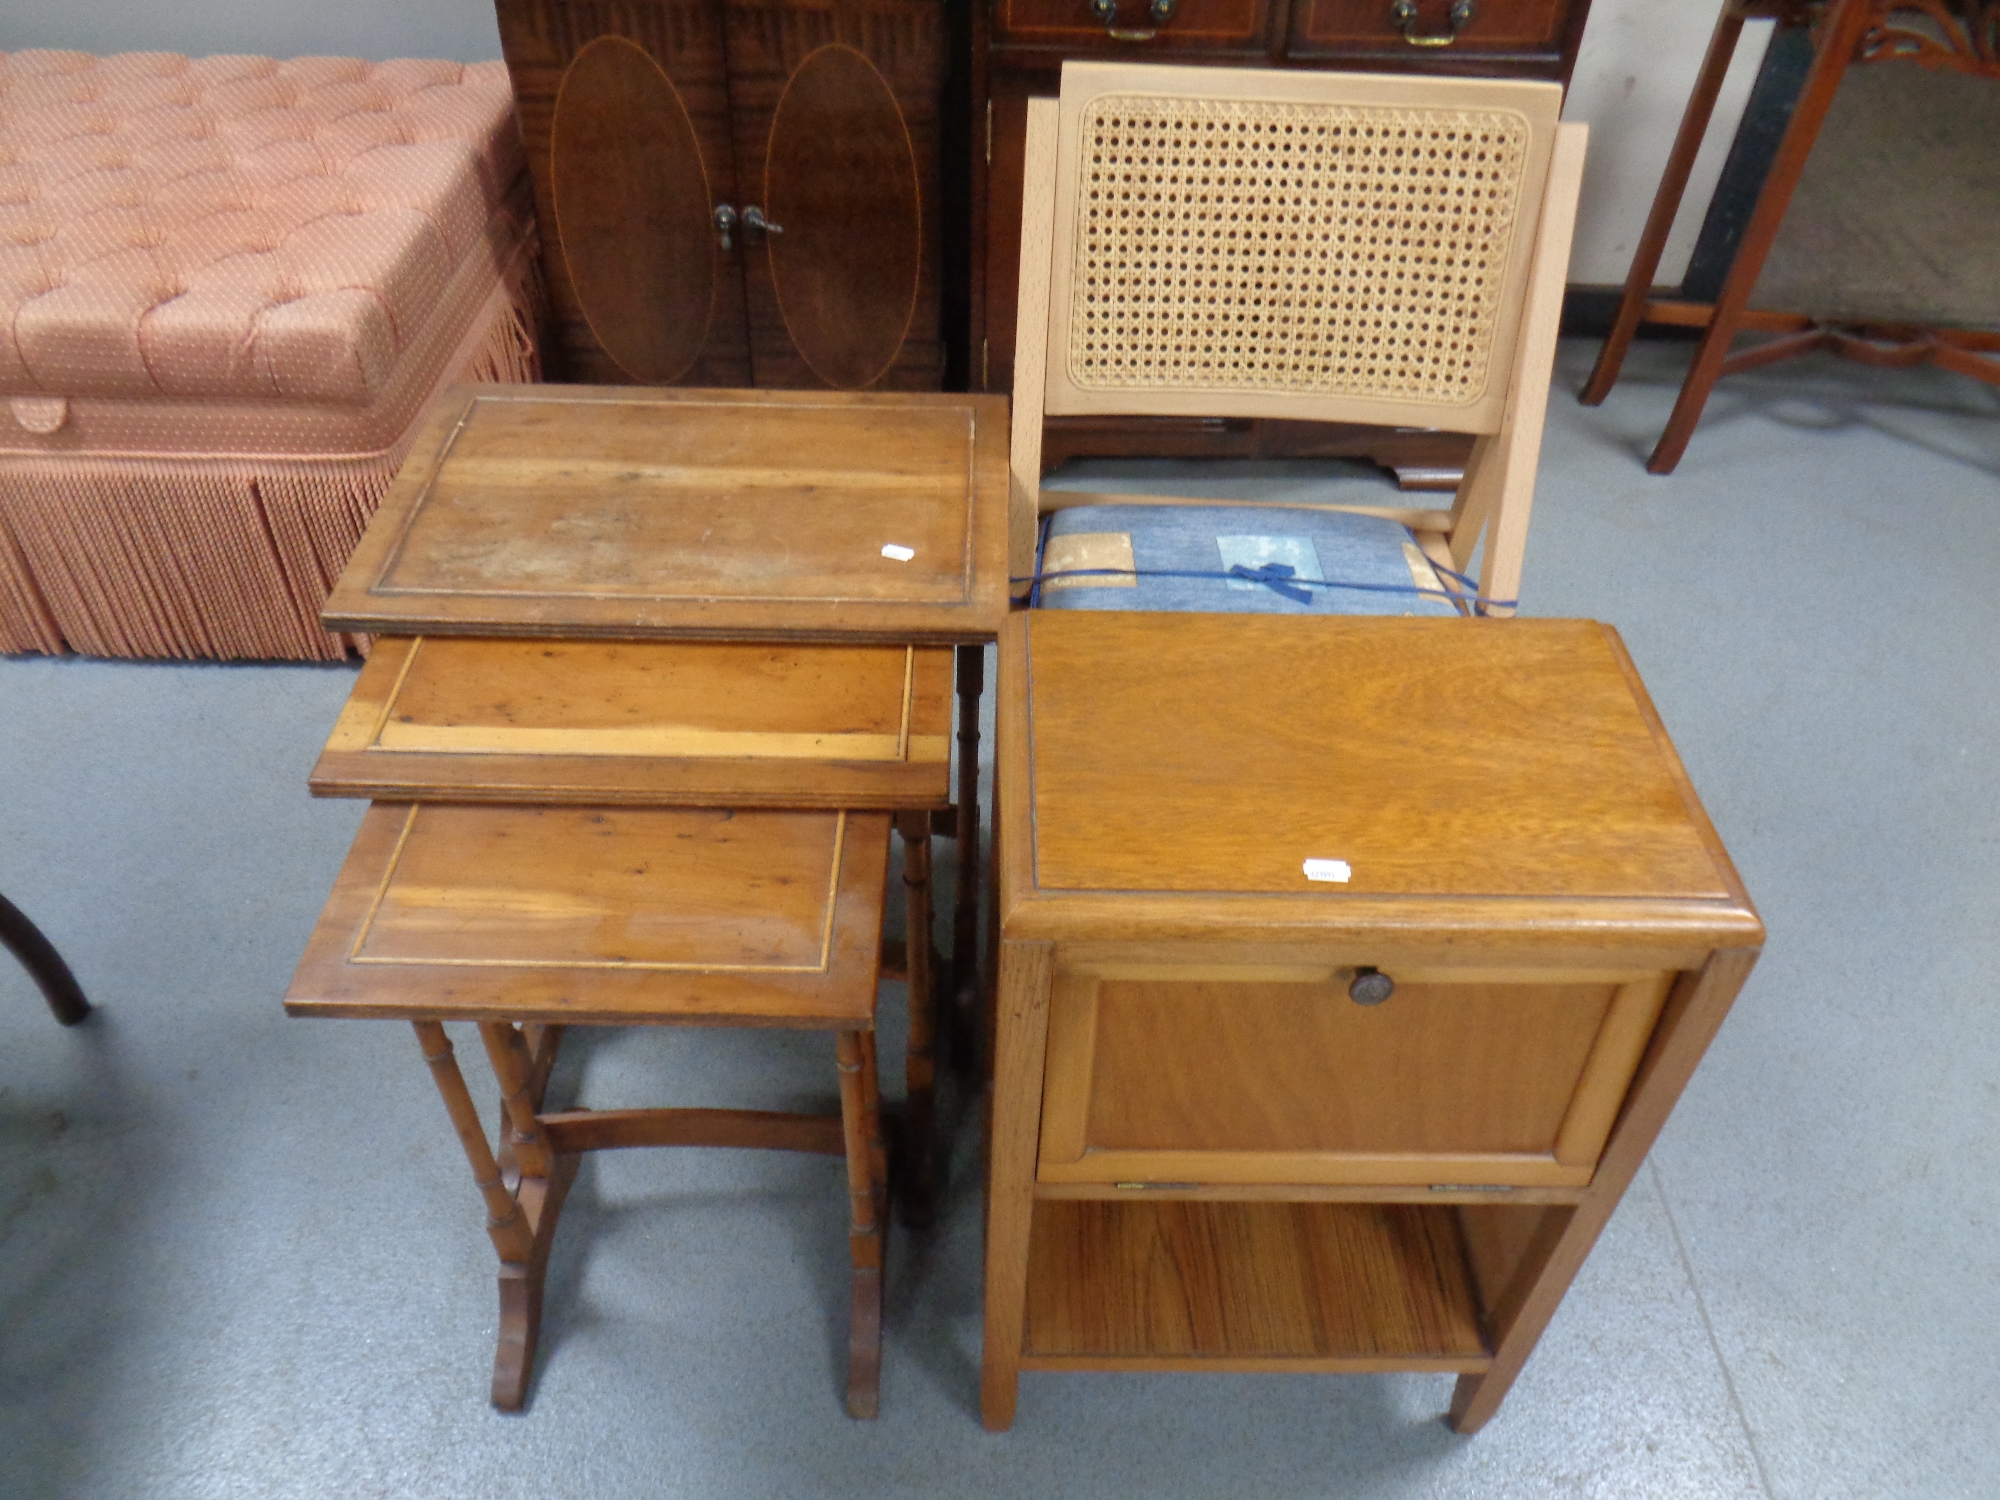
1289,0 -> 1570,57
993,0 -> 1272,52
1037,967 -> 1674,1187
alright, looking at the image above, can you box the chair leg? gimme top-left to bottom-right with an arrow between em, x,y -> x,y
1646,0 -> 1875,473
950,643 -> 984,1074
894,811 -> 939,1227
1579,2 -> 1748,407
836,1030 -> 885,1419
0,893 -> 90,1026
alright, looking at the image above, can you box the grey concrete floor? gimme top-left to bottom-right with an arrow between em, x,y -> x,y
3,339 -> 1997,1498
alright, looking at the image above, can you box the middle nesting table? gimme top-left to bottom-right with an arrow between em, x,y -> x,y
302,383 -> 1009,1411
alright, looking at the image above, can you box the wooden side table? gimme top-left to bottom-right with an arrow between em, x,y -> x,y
290,384 -> 1010,1408
1580,0 -> 2000,473
982,611 -> 1763,1431
286,803 -> 893,1414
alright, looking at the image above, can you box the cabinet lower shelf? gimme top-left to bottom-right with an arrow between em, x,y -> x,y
1021,1200 -> 1493,1373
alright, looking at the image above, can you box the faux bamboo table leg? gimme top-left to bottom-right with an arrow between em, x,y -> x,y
894,811 -> 940,1227
951,643 -> 986,1072
1579,1 -> 1751,406
413,1020 -> 575,1411
837,1030 -> 886,1418
1641,0 -> 1875,473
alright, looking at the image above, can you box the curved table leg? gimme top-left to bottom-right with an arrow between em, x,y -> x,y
0,894 -> 90,1026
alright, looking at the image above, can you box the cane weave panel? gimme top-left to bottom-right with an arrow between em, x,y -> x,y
1067,95 -> 1535,409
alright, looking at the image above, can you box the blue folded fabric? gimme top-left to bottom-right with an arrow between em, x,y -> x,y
1036,503 -> 1458,616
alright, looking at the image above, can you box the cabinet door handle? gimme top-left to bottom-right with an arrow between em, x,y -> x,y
1090,0 -> 1176,41
743,204 -> 784,237
1391,0 -> 1475,47
1349,967 -> 1396,1006
713,203 -> 737,251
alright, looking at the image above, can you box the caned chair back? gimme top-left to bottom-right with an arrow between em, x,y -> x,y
1011,62 -> 1586,612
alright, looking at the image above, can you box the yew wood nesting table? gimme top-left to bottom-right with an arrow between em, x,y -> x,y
289,384 -> 1008,1411
983,611 -> 1763,1432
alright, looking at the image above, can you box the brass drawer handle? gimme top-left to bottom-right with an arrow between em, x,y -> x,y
1391,0 -> 1475,47
1349,967 -> 1395,1006
1090,0 -> 1176,41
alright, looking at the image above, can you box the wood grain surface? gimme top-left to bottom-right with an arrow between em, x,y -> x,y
1022,1200 -> 1490,1365
1029,972 -> 1672,1186
285,803 -> 889,1026
311,636 -> 953,807
1014,612 -> 1747,906
495,0 -> 753,385
550,35 -> 722,383
322,386 -> 1010,643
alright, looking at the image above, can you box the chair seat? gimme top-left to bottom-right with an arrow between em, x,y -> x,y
1037,504 -> 1456,617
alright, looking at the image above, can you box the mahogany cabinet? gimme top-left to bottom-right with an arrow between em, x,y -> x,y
495,0 -> 947,390
971,0 -> 1593,476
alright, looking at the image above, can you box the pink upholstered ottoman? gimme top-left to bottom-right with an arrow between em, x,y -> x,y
0,51 -> 541,660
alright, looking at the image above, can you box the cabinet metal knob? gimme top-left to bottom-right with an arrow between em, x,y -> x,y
713,203 -> 737,251
1349,967 -> 1395,1006
743,204 -> 783,237
1391,0 -> 1475,47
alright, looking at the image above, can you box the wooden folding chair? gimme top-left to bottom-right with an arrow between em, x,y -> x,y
1008,63 -> 1587,620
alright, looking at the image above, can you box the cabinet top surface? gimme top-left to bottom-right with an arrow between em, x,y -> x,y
323,385 -> 1012,644
1001,612 -> 1760,939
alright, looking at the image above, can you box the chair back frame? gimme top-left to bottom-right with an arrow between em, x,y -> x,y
1009,63 -> 1587,617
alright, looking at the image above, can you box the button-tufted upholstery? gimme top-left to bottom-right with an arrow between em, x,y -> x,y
0,51 -> 540,662
0,51 -> 522,408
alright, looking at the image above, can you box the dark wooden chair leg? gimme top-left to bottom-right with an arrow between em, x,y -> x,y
0,893 -> 90,1026
1645,0 -> 1875,473
894,812 -> 939,1228
950,643 -> 984,1074
836,1030 -> 885,1419
1580,2 -> 1749,406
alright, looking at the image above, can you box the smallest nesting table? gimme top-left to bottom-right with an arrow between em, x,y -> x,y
287,803 -> 894,1414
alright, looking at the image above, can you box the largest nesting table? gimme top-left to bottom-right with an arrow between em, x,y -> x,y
286,383 -> 1008,1412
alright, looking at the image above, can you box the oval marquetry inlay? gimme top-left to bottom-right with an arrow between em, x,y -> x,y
551,36 -> 713,383
766,46 -> 920,390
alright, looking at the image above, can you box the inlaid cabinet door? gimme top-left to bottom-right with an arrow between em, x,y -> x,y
495,0 -> 754,385
723,0 -> 946,390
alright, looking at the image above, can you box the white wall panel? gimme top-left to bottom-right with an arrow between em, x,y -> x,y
1562,0 -> 1773,287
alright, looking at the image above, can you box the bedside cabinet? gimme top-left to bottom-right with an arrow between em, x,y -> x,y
982,611 -> 1762,1431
